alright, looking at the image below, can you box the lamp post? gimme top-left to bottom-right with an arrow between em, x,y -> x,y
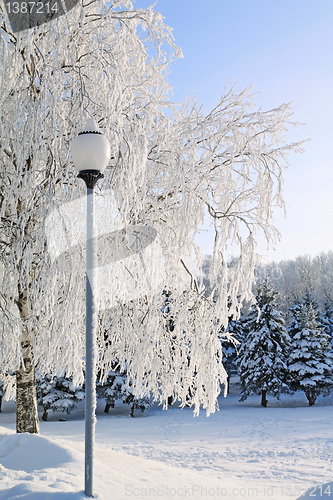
71,118 -> 111,497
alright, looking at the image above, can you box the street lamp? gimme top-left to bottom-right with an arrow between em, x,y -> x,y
71,118 -> 111,497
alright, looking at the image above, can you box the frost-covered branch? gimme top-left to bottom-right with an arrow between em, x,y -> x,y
0,0 -> 303,416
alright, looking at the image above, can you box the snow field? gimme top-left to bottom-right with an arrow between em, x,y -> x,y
0,386 -> 332,499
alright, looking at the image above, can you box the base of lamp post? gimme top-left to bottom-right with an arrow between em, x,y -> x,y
78,170 -> 104,189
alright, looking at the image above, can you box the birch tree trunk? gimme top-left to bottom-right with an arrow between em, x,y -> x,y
16,288 -> 39,434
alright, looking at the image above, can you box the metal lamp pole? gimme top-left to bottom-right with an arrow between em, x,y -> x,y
71,119 -> 111,497
79,169 -> 103,497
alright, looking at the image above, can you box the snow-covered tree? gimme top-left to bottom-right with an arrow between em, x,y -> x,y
220,316 -> 246,392
0,0 -> 303,432
36,374 -> 84,421
97,371 -> 152,417
258,251 -> 333,314
288,302 -> 333,406
97,372 -> 123,414
122,380 -> 153,417
238,281 -> 291,407
315,251 -> 333,307
319,303 -> 333,353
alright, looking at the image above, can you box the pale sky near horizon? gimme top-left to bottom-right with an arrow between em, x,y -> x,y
136,0 -> 333,263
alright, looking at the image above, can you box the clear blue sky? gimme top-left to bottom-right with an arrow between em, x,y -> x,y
136,0 -> 333,262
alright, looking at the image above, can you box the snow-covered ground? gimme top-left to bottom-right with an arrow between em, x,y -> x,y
0,381 -> 332,499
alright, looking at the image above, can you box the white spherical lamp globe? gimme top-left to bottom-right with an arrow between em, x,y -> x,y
71,118 -> 111,173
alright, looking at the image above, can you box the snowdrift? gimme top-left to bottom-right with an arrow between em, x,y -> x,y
0,389 -> 332,499
0,428 -> 236,499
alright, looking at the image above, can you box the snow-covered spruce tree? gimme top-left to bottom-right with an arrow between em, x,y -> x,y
238,281 -> 291,407
319,303 -> 333,354
123,383 -> 153,418
220,315 -> 246,393
36,374 -> 84,421
97,372 -> 122,413
288,302 -> 333,406
97,371 -> 152,417
0,0 -> 303,431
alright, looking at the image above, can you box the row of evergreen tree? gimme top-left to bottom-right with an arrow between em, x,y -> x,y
35,371 -> 152,421
222,281 -> 333,407
1,280 -> 332,418
0,370 -> 152,420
